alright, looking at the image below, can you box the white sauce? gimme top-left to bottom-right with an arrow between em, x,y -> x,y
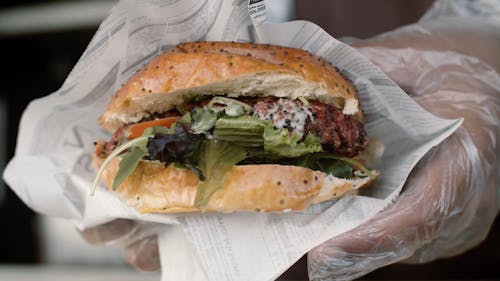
252,98 -> 314,137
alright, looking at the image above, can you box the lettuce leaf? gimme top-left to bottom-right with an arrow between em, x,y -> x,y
297,152 -> 376,179
113,148 -> 145,190
194,140 -> 248,207
147,122 -> 205,179
213,115 -> 322,158
191,107 -> 219,133
263,127 -> 322,158
91,135 -> 150,195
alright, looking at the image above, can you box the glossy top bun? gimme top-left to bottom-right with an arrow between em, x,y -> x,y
99,41 -> 361,132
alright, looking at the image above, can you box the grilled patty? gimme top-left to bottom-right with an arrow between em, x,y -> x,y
250,97 -> 368,157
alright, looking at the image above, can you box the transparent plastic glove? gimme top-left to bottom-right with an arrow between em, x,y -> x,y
308,16 -> 500,281
79,219 -> 161,271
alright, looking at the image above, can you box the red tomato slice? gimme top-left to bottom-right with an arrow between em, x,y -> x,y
127,117 -> 178,139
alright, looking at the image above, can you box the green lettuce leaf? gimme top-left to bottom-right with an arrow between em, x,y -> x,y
317,160 -> 354,178
214,115 -> 267,132
297,152 -> 376,179
207,96 -> 252,112
224,104 -> 245,117
213,115 -> 322,157
92,124 -> 181,195
263,127 -> 322,158
191,107 -> 218,133
213,116 -> 266,146
194,140 -> 248,207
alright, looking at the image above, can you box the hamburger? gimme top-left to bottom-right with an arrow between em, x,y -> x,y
91,41 -> 377,213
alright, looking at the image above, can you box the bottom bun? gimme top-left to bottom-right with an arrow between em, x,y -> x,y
93,156 -> 375,213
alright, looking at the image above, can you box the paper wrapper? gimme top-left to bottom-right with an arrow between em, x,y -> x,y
3,0 -> 462,280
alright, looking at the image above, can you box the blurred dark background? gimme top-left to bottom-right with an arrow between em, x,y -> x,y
0,0 -> 498,280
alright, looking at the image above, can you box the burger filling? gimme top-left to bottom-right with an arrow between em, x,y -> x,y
96,97 -> 367,158
92,96 -> 373,205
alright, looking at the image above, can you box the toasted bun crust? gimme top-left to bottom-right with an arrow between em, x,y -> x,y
100,42 -> 361,132
92,155 -> 375,213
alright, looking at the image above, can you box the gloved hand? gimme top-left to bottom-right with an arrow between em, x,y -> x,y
308,16 -> 500,281
79,219 -> 161,271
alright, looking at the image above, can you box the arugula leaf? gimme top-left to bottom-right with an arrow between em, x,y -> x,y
194,140 -> 248,207
91,135 -> 150,195
112,148 -> 146,190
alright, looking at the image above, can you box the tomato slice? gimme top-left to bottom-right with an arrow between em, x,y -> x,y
127,117 -> 178,139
